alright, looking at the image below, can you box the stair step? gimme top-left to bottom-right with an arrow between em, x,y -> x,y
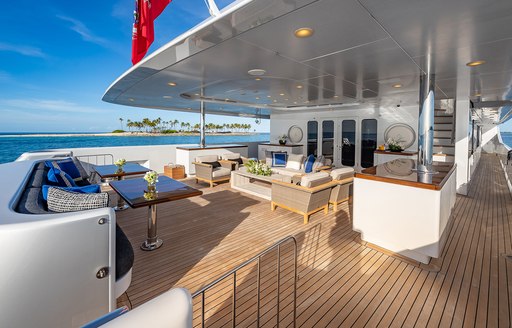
433,153 -> 455,163
433,145 -> 455,155
434,116 -> 453,123
434,138 -> 454,145
434,131 -> 452,138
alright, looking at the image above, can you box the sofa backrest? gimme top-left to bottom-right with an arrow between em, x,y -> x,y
221,153 -> 241,160
330,167 -> 355,180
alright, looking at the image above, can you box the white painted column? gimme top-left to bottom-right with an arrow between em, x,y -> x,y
454,66 -> 471,195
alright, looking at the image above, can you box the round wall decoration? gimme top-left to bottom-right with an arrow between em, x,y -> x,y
384,123 -> 416,149
288,125 -> 303,143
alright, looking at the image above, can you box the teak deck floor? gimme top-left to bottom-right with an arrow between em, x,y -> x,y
116,154 -> 512,327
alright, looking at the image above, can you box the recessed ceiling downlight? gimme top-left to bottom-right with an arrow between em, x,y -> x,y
248,69 -> 266,76
167,82 -> 177,86
294,27 -> 314,38
466,60 -> 486,67
392,83 -> 402,88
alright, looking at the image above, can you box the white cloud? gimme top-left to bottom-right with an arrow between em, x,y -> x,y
0,98 -> 105,114
57,15 -> 108,46
0,42 -> 46,58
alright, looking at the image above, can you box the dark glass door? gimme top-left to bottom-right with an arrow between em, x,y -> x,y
341,120 -> 356,166
361,119 -> 378,168
322,120 -> 334,162
307,121 -> 318,156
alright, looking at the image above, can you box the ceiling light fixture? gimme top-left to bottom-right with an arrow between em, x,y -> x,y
392,83 -> 402,88
128,98 -> 134,102
254,78 -> 262,81
248,69 -> 266,76
279,93 -> 285,96
163,96 -> 172,99
466,60 -> 486,67
296,85 -> 303,89
294,27 -> 314,38
333,95 -> 339,98
167,82 -> 177,86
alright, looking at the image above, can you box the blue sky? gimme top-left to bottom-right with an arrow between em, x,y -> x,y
0,1 -> 510,133
0,0 -> 269,133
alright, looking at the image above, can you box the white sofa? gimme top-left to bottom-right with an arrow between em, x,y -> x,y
0,159 -> 130,327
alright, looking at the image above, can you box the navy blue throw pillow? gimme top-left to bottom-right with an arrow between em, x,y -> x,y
42,184 -> 101,201
45,158 -> 82,181
47,167 -> 77,187
203,161 -> 221,168
304,154 -> 316,173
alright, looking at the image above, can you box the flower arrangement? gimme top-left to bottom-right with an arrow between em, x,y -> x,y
245,160 -> 272,176
114,158 -> 126,168
144,191 -> 157,200
386,137 -> 405,152
278,134 -> 288,145
144,171 -> 159,185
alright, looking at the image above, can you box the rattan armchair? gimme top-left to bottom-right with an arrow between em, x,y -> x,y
193,155 -> 234,187
271,179 -> 338,224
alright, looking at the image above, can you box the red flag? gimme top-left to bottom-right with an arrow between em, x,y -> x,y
132,0 -> 171,65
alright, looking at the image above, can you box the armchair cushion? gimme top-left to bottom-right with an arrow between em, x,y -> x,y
42,184 -> 101,201
300,172 -> 332,188
212,167 -> 231,178
221,153 -> 241,160
330,167 -> 355,180
195,155 -> 219,163
45,158 -> 82,181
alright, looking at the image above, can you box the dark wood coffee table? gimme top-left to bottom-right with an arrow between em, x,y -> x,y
94,163 -> 150,210
110,176 -> 202,251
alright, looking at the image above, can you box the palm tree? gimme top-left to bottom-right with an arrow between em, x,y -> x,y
126,119 -> 132,132
119,118 -> 124,130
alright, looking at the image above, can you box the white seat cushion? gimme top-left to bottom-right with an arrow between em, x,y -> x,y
286,154 -> 304,170
272,167 -> 305,177
330,167 -> 355,180
221,153 -> 241,160
300,171 -> 332,188
195,155 -> 219,163
212,167 -> 231,178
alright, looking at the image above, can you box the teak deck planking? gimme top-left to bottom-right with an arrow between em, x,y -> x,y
115,153 -> 512,327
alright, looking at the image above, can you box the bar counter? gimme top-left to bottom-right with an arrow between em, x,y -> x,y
356,158 -> 456,190
353,159 -> 457,264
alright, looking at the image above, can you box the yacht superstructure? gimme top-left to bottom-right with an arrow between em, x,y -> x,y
1,0 -> 512,327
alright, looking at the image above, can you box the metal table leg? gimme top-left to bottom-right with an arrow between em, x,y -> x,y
141,204 -> 163,251
114,175 -> 129,211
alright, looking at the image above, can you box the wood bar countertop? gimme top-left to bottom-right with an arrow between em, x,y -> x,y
259,143 -> 303,147
176,144 -> 247,151
355,159 -> 456,190
374,150 -> 418,156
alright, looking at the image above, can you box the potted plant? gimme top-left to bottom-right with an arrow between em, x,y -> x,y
144,170 -> 159,192
386,137 -> 405,152
278,134 -> 288,145
245,160 -> 272,176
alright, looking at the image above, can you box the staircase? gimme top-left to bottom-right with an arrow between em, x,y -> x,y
433,108 -> 455,163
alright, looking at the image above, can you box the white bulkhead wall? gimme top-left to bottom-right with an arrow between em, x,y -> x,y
269,104 -> 419,156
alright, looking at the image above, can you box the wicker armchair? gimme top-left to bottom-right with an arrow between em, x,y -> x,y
327,167 -> 355,211
271,173 -> 337,224
193,155 -> 234,187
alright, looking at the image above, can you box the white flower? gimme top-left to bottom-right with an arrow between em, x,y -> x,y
114,158 -> 126,166
144,171 -> 159,184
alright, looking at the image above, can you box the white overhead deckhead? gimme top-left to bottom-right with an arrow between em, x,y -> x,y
103,0 -> 512,123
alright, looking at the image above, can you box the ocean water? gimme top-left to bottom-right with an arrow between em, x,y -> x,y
501,132 -> 512,149
0,133 -> 270,164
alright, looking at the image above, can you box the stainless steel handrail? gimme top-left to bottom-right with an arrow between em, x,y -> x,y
192,236 -> 298,328
76,154 -> 114,183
